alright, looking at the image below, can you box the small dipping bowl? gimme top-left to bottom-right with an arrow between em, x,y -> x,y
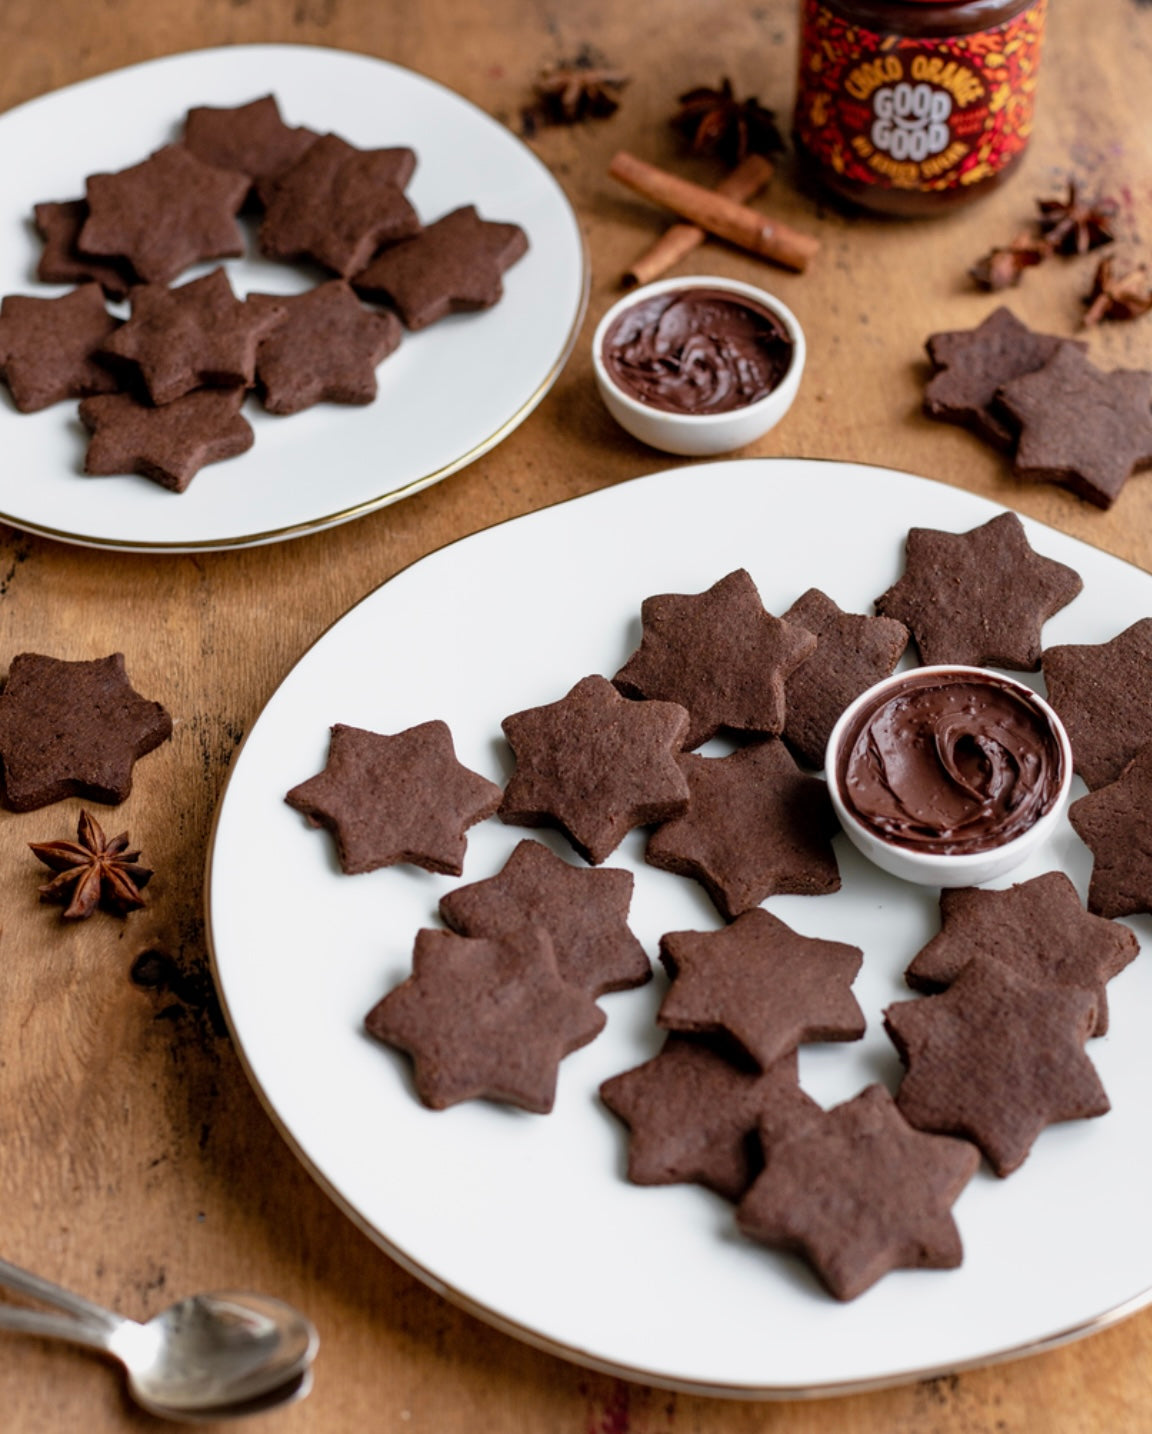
592,276 -> 805,456
824,665 -> 1073,888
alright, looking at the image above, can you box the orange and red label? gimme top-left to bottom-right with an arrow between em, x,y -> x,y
795,0 -> 1047,195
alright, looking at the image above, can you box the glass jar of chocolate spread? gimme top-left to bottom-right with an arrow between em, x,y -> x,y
794,0 -> 1047,216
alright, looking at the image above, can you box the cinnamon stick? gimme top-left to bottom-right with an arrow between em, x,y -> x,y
609,150 -> 819,273
623,153 -> 775,287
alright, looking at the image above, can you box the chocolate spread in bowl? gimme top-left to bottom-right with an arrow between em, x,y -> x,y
837,669 -> 1064,854
600,287 -> 794,415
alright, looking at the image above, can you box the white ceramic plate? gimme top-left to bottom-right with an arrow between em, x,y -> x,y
207,460 -> 1152,1397
0,45 -> 586,551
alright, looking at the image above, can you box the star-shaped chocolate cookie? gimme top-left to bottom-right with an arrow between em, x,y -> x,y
0,652 -> 172,811
736,1084 -> 980,1301
923,306 -> 1080,449
248,281 -> 402,414
259,133 -> 419,278
997,343 -> 1152,509
613,569 -> 817,750
599,1036 -> 820,1201
905,871 -> 1138,1036
658,908 -> 865,1069
100,268 -> 285,406
79,144 -> 249,286
79,387 -> 255,493
780,588 -> 909,769
1068,744 -> 1152,918
884,960 -> 1110,1177
645,741 -> 841,919
1042,618 -> 1152,789
0,285 -> 121,412
874,512 -> 1083,670
352,205 -> 529,330
364,926 -> 605,1112
286,720 -> 502,877
439,838 -> 650,996
33,199 -> 137,300
498,674 -> 690,865
182,94 -> 319,204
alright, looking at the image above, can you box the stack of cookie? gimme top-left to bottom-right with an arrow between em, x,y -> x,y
923,305 -> 1152,509
0,94 -> 528,491
282,522 -> 1149,1300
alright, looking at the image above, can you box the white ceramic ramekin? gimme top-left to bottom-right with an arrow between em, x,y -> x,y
824,665 -> 1073,888
591,275 -> 805,456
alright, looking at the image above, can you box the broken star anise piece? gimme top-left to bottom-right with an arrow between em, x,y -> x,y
525,52 -> 629,130
1037,181 -> 1117,256
672,78 -> 784,166
969,232 -> 1050,291
1083,256 -> 1152,325
30,809 -> 152,920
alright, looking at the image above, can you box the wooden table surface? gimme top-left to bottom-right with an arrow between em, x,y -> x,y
2,1 -> 1152,1428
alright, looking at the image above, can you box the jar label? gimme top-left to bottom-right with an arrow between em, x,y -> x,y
795,0 -> 1047,194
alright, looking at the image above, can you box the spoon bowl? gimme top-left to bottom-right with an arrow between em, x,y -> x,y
108,1290 -> 319,1416
0,1257 -> 319,1422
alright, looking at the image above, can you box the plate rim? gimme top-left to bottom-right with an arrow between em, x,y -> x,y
0,42 -> 590,553
204,457 -> 1152,1397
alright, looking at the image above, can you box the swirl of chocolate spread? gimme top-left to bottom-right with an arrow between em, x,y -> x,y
601,288 -> 794,415
837,670 -> 1064,855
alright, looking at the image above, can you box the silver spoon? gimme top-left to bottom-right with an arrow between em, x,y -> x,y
0,1257 -> 318,1421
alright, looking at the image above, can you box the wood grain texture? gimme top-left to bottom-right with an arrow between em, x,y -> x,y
1,1 -> 1151,1430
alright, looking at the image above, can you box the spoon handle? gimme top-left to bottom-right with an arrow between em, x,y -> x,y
0,1303 -> 115,1353
0,1257 -> 119,1338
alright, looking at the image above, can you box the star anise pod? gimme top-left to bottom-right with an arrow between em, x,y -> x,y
30,810 -> 152,920
1037,181 -> 1117,256
1083,256 -> 1152,325
969,232 -> 1051,290
525,53 -> 629,131
672,78 -> 784,166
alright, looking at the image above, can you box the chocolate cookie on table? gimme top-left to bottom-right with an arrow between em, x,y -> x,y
79,144 -> 249,286
1068,745 -> 1152,919
657,908 -> 865,1071
736,1083 -> 980,1302
997,344 -> 1152,509
599,1036 -> 820,1202
884,959 -> 1110,1177
498,674 -> 690,866
645,740 -> 840,920
923,306 -> 1080,449
259,132 -> 420,278
904,871 -> 1138,1036
0,652 -> 171,811
1042,617 -> 1152,790
32,200 -> 136,300
0,285 -> 121,412
99,268 -> 285,407
439,838 -> 650,997
613,568 -> 817,751
248,281 -> 402,415
364,926 -> 605,1113
352,205 -> 529,330
874,511 -> 1083,670
79,387 -> 254,493
780,588 -> 909,769
286,720 -> 502,877
182,94 -> 319,205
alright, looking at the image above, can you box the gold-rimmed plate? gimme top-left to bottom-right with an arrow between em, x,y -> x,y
0,45 -> 586,551
208,461 -> 1152,1395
